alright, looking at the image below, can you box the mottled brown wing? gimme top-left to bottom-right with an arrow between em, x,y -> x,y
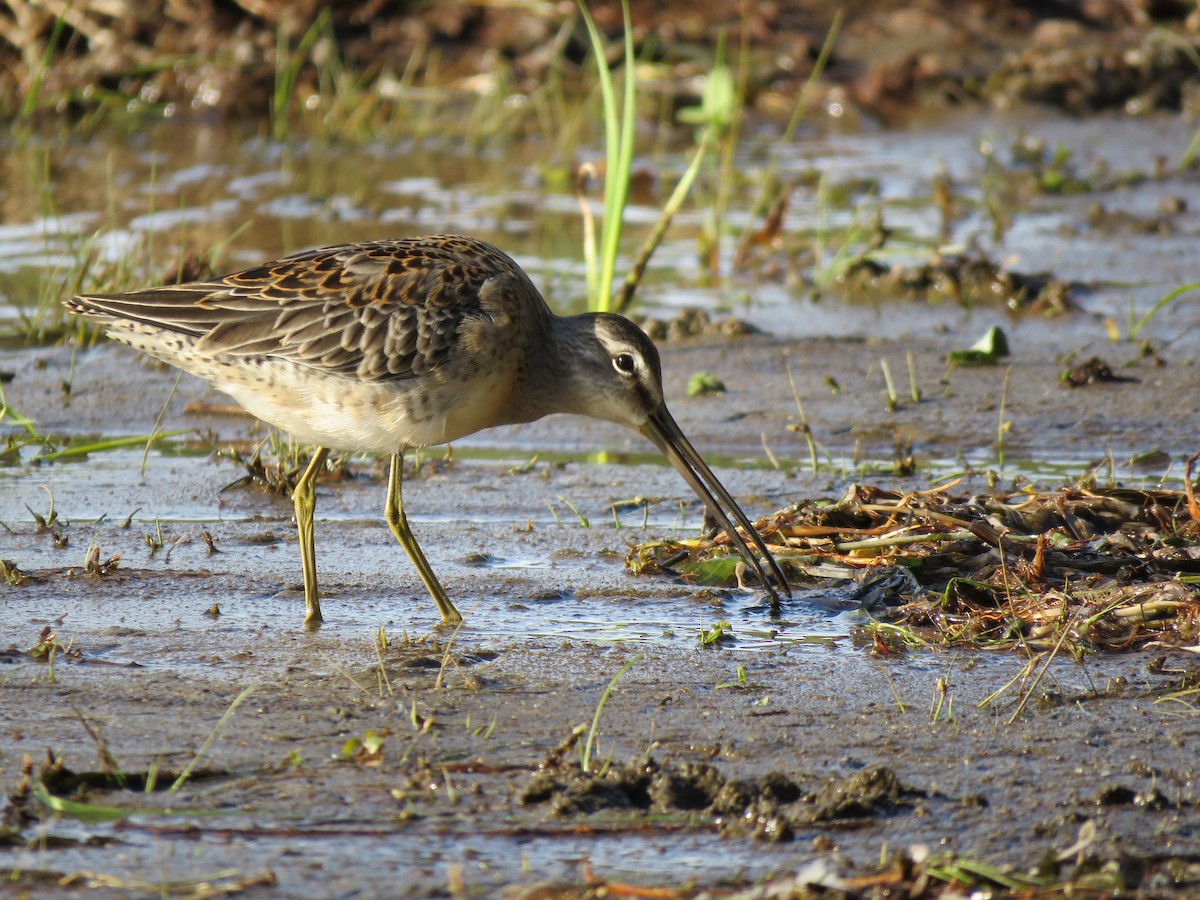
67,237 -> 522,382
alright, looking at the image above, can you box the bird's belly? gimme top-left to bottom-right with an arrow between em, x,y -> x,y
216,359 -> 516,454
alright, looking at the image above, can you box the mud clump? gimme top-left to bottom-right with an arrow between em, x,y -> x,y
835,253 -> 1077,316
633,308 -> 758,343
808,766 -> 907,821
520,759 -> 652,816
520,756 -> 915,843
648,761 -> 727,810
985,25 -> 1200,116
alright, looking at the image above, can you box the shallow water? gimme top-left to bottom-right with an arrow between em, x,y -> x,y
2,446 -> 856,661
2,110 -> 1198,345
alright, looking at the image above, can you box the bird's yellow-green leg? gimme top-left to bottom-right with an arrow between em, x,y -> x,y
294,447 -> 330,626
385,451 -> 463,624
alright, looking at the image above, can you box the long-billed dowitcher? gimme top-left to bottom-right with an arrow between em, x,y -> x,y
65,235 -> 789,625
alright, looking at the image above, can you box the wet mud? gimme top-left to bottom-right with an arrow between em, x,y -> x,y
2,626 -> 1197,896
4,324 -> 1200,896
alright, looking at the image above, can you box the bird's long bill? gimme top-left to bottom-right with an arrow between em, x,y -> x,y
640,404 -> 790,605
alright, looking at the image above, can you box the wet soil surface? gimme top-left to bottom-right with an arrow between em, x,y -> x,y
4,328 -> 1200,896
5,10 -> 1200,884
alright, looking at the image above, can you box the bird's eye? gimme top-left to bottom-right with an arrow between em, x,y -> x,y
613,352 -> 637,375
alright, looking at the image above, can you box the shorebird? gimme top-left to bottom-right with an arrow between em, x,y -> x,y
65,235 -> 789,625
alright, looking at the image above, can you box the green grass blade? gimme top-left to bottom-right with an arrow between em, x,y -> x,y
272,10 -> 330,141
613,128 -> 712,314
577,0 -> 635,312
168,685 -> 256,793
1128,281 -> 1200,341
581,653 -> 640,773
737,12 -> 841,247
600,0 -> 637,311
0,384 -> 41,439
33,431 -> 191,463
579,163 -> 600,306
34,782 -> 130,823
20,13 -> 67,120
577,1 -> 616,310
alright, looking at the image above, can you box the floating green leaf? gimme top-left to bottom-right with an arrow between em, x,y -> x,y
947,326 -> 1009,366
699,620 -> 735,648
687,371 -> 727,397
679,555 -> 740,585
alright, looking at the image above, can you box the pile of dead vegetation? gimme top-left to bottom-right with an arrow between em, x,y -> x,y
631,476 -> 1200,653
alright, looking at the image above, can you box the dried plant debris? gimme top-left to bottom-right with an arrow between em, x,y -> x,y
217,448 -> 352,497
0,559 -> 31,585
1062,356 -> 1138,388
630,481 -> 1200,653
574,828 -> 1200,899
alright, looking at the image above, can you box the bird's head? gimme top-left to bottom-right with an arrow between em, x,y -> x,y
559,313 -> 665,428
549,312 -> 789,604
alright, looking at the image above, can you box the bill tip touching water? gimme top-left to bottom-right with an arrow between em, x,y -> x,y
64,234 -> 790,625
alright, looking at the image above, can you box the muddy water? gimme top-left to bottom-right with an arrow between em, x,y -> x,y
3,112 -> 1200,895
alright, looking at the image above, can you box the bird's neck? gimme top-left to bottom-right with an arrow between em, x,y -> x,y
507,313 -> 597,423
